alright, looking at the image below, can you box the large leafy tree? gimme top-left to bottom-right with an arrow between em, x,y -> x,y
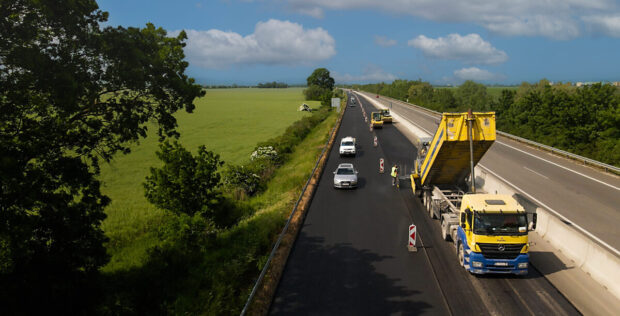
304,68 -> 335,104
0,0 -> 203,311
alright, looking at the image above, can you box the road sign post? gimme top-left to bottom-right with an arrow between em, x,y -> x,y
408,224 -> 417,252
379,158 -> 384,173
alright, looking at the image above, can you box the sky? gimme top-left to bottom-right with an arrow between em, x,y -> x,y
98,0 -> 620,86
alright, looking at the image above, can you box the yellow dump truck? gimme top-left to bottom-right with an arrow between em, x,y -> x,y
411,110 -> 537,275
380,109 -> 392,123
371,112 -> 383,128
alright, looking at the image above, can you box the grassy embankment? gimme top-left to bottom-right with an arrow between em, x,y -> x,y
100,88 -> 320,272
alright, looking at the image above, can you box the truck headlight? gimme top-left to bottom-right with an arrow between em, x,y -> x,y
518,262 -> 528,269
472,261 -> 483,268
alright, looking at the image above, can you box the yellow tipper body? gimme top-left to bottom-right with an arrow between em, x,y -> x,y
420,112 -> 496,186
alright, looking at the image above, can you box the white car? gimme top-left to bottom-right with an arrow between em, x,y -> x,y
339,136 -> 356,156
333,163 -> 358,189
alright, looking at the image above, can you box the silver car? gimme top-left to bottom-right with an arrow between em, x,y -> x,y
333,163 -> 358,189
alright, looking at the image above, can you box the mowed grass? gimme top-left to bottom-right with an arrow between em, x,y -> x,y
100,88 -> 320,272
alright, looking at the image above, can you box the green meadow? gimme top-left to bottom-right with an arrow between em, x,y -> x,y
100,88 -> 320,272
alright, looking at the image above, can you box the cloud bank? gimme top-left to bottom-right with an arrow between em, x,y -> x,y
408,33 -> 508,65
282,0 -> 620,39
176,19 -> 336,68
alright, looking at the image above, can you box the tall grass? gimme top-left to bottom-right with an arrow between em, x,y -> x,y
100,88 -> 320,272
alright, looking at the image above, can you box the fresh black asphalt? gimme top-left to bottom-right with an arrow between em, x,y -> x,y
269,94 -> 579,315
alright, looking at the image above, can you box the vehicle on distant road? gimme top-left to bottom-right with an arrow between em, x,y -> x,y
333,163 -> 358,189
339,136 -> 356,156
371,112 -> 383,128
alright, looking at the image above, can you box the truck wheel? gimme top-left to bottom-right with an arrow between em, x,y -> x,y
441,222 -> 450,241
458,243 -> 464,267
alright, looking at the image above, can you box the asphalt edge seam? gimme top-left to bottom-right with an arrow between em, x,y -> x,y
243,103 -> 347,315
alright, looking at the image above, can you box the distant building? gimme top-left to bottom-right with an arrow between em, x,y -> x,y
575,82 -> 584,87
613,82 -> 620,87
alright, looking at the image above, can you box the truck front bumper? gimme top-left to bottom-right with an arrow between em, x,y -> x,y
467,252 -> 529,275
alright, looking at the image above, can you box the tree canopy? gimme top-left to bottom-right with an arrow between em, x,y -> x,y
307,67 -> 335,91
0,0 -> 203,312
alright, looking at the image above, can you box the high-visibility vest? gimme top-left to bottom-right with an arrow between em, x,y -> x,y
391,166 -> 398,177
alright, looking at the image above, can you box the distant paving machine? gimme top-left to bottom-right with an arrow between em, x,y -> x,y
410,110 -> 537,275
380,109 -> 392,123
371,112 -> 383,128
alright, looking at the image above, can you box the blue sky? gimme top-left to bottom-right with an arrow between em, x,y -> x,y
98,0 -> 620,85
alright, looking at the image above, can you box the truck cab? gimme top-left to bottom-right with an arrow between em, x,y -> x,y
456,194 -> 535,275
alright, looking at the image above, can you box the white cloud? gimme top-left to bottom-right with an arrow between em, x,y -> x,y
583,15 -> 620,37
176,19 -> 336,68
374,35 -> 397,47
408,33 -> 508,65
280,0 -> 620,39
333,65 -> 396,83
453,67 -> 505,81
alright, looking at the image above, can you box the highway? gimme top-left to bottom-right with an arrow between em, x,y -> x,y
361,92 -> 620,253
269,95 -> 578,315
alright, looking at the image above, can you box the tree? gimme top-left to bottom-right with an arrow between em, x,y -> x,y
144,141 -> 223,218
456,80 -> 490,110
0,0 -> 203,312
307,68 -> 335,91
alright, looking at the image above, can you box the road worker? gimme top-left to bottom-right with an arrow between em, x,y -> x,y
391,164 -> 399,186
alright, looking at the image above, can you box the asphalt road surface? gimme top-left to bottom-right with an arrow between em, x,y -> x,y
269,95 -> 579,315
363,92 -> 620,253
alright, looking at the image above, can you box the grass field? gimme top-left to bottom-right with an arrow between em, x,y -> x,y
99,88 -> 320,272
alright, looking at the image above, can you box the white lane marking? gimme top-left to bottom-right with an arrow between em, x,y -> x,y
496,141 -> 620,191
392,98 -> 620,191
524,166 -> 549,180
480,165 -> 620,257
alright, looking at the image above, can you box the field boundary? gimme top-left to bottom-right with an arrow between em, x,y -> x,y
242,104 -> 346,315
361,91 -> 619,175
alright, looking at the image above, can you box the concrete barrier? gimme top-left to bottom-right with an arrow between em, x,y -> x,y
355,90 -> 620,301
476,165 -> 620,300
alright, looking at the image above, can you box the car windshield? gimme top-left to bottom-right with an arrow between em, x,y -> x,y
473,213 -> 528,235
342,141 -> 354,146
337,168 -> 355,175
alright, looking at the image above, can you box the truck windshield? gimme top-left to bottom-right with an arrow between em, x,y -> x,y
373,114 -> 381,120
473,213 -> 528,235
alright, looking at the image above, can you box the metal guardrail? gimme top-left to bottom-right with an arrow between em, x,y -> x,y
240,105 -> 343,315
363,91 -> 620,175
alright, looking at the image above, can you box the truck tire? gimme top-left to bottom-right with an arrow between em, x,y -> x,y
458,243 -> 464,268
441,221 -> 450,241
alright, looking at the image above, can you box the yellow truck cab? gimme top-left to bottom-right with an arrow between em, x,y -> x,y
371,112 -> 383,128
380,109 -> 392,123
457,194 -> 535,275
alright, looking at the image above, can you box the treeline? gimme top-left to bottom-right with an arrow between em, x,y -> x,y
350,80 -> 619,166
257,81 -> 288,88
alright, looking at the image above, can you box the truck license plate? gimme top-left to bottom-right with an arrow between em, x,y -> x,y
495,262 -> 508,266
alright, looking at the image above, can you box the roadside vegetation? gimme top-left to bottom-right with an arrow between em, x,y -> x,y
349,80 -> 619,166
100,100 -> 336,314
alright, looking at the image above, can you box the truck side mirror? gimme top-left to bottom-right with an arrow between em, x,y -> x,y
460,213 -> 466,229
529,213 -> 537,231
